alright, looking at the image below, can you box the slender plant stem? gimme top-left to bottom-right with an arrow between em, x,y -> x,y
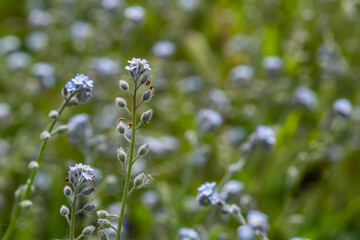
116,83 -> 137,240
70,188 -> 79,240
2,94 -> 74,240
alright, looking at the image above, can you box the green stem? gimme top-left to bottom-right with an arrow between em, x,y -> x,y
116,83 -> 137,240
70,188 -> 79,240
2,94 -> 74,240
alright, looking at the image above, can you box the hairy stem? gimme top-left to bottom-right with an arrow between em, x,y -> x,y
70,188 -> 78,240
2,94 -> 74,240
116,83 -> 137,240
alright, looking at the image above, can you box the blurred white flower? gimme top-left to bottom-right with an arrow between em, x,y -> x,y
6,51 -> 31,70
28,9 -> 52,26
152,40 -> 176,58
26,32 -> 48,51
0,35 -> 21,54
71,21 -> 92,40
124,5 -> 145,22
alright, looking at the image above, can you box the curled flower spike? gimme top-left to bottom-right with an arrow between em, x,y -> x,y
68,163 -> 95,184
63,74 -> 94,102
197,182 -> 220,206
125,58 -> 151,80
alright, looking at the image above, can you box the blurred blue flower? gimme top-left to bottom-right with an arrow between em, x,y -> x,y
28,9 -> 52,26
220,180 -> 244,200
26,31 -> 48,51
294,86 -> 317,109
91,57 -> 120,76
290,237 -> 310,240
237,225 -> 255,240
262,56 -> 282,75
197,108 -> 222,132
254,125 -> 276,151
124,5 -> 145,22
229,65 -> 254,85
246,210 -> 269,232
102,0 -> 123,10
333,98 -> 353,118
177,227 -> 201,240
6,51 -> 31,70
0,35 -> 20,54
152,40 -> 176,58
197,182 -> 220,206
71,21 -> 92,40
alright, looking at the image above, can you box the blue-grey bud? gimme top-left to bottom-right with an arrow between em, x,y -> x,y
82,187 -> 95,196
98,218 -> 112,228
119,80 -> 129,90
97,210 -> 110,219
117,147 -> 127,162
82,225 -> 96,236
141,109 -> 153,123
140,74 -> 149,84
115,97 -> 126,108
40,131 -> 51,140
63,186 -> 72,196
60,205 -> 70,216
116,122 -> 126,134
48,110 -> 59,120
138,144 -> 150,156
82,203 -> 96,213
142,90 -> 152,102
134,173 -> 153,189
28,161 -> 39,171
98,230 -> 109,240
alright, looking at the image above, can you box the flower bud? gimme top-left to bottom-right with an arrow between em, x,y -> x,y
54,125 -> 69,135
141,90 -> 152,102
119,80 -> 129,90
141,109 -> 153,123
98,230 -> 110,240
116,121 -> 126,134
97,210 -> 110,219
140,74 -> 149,84
82,225 -> 96,236
134,173 -> 153,189
40,131 -> 51,140
63,186 -> 72,196
60,205 -> 70,216
138,144 -> 150,156
82,187 -> 95,196
48,110 -> 59,120
98,218 -> 112,228
28,161 -> 39,171
20,200 -> 32,209
115,97 -> 126,108
82,203 -> 96,213
117,147 -> 127,162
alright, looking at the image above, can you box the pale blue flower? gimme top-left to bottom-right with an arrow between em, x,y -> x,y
197,182 -> 220,206
152,40 -> 176,58
246,210 -> 269,232
178,227 -> 201,240
255,125 -> 276,150
294,86 -> 317,109
124,5 -> 145,22
237,225 -> 255,240
333,98 -> 353,118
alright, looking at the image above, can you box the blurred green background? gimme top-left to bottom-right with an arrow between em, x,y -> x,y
0,0 -> 360,239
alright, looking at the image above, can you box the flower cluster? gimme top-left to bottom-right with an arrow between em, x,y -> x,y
64,74 -> 94,102
125,58 -> 151,80
196,182 -> 220,206
68,163 -> 96,184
